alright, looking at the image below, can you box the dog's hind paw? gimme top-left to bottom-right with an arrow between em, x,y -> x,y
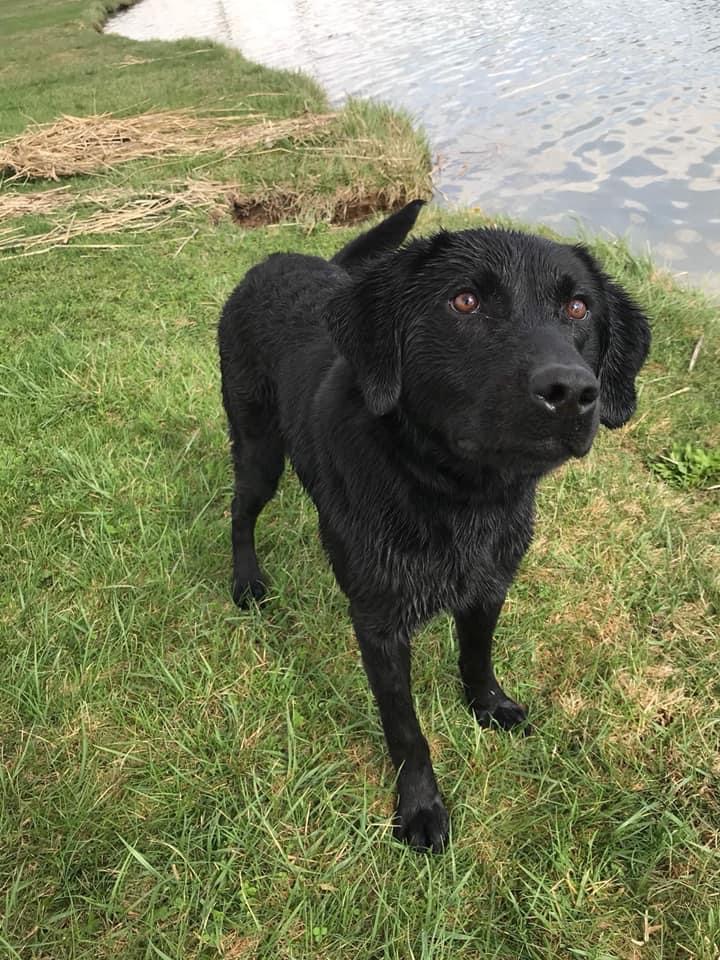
394,800 -> 449,854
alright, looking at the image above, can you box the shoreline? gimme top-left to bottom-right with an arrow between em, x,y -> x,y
101,0 -> 720,298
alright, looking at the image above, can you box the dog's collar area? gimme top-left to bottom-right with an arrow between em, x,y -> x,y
383,407 -> 527,502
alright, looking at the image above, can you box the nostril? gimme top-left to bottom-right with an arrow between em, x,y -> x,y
542,383 -> 568,407
579,384 -> 599,408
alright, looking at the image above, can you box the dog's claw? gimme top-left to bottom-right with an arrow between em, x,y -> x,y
394,800 -> 449,853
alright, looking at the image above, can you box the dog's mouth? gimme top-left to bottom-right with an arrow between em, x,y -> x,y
454,427 -> 597,469
450,391 -> 601,468
560,414 -> 600,459
563,435 -> 595,459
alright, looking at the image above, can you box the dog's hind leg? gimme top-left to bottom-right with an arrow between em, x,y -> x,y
221,378 -> 284,607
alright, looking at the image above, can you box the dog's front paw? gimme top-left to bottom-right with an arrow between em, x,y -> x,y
231,567 -> 267,607
472,696 -> 531,734
394,798 -> 449,853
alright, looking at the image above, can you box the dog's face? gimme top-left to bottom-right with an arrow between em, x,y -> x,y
327,228 -> 651,475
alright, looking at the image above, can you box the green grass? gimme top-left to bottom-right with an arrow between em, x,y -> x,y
1,2 -> 719,959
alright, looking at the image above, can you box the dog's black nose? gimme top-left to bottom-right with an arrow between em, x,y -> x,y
529,364 -> 599,416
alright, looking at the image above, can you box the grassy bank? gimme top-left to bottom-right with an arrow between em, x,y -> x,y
1,2 -> 719,959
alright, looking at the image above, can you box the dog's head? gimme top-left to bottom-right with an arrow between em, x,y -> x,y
326,223 -> 650,474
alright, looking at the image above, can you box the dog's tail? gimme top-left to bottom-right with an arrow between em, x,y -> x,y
331,199 -> 425,269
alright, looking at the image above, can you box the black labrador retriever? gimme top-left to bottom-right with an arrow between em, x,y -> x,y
218,201 -> 650,852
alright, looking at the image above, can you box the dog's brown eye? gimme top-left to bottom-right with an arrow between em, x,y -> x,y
451,291 -> 479,314
565,298 -> 588,321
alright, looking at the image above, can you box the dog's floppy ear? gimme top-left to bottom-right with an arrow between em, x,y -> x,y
324,266 -> 401,416
574,244 -> 651,429
598,278 -> 651,428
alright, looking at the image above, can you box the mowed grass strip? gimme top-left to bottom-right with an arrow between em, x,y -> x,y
1,2 -> 719,960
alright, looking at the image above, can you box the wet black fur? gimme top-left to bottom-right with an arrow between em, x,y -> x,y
218,202 -> 650,852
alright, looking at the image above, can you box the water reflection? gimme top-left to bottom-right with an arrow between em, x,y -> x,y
108,0 -> 720,290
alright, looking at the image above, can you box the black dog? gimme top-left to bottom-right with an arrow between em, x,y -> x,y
218,201 -> 650,852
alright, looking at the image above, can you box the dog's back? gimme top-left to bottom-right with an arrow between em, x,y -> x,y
219,200 -> 426,380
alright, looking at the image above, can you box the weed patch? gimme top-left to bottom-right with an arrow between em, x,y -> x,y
650,442 -> 720,491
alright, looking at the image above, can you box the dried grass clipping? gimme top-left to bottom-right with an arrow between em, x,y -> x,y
0,179 -> 416,258
0,181 -> 230,255
0,185 -> 73,218
0,110 -> 336,181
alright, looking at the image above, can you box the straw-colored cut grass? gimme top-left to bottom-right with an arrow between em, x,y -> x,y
0,100 -> 432,255
0,109 -> 336,180
0,179 -> 421,256
0,194 -> 194,254
0,181 -> 227,255
0,184 -> 74,218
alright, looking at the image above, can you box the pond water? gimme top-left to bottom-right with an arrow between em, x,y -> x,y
108,0 -> 720,292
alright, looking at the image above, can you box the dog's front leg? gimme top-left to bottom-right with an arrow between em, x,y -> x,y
352,605 -> 449,853
455,600 -> 529,732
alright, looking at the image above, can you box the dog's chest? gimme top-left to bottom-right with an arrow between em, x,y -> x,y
366,496 -> 533,626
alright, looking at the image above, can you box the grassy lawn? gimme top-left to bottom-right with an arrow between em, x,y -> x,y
1,2 -> 719,958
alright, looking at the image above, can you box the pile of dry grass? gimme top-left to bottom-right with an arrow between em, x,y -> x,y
0,185 -> 74,218
0,180 -> 229,255
0,110 -> 335,181
0,179 -> 419,257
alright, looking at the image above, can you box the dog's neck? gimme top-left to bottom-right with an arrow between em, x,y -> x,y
381,405 -> 535,507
